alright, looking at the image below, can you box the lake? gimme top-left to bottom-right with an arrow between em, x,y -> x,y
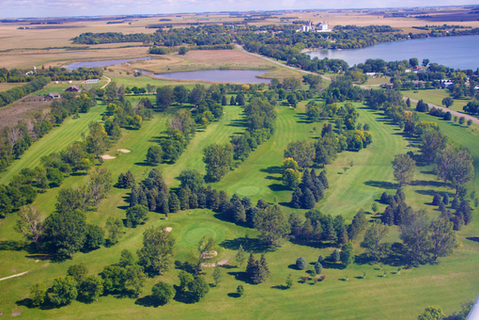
151,70 -> 271,83
307,35 -> 479,70
64,57 -> 151,70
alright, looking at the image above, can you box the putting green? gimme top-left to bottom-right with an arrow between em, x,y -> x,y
236,186 -> 261,196
183,222 -> 228,245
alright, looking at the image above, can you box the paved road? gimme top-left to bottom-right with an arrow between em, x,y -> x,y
236,44 -> 479,125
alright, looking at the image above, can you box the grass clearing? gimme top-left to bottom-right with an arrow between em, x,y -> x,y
0,88 -> 478,319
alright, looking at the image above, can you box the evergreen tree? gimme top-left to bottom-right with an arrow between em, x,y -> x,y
189,193 -> 198,209
291,187 -> 303,209
331,249 -> 340,262
230,194 -> 246,223
324,218 -> 337,243
179,187 -> 191,210
230,95 -> 236,106
138,188 -> 148,207
340,242 -> 354,267
302,219 -> 313,241
296,257 -> 307,270
443,194 -> 450,205
206,187 -> 220,210
338,225 -> 348,245
319,170 -> 329,188
458,200 -> 473,225
255,254 -> 270,284
130,188 -> 138,207
382,205 -> 394,226
432,194 -> 442,206
245,253 -> 258,281
450,197 -> 460,210
235,244 -> 246,267
212,265 -> 222,287
301,188 -> 316,209
168,193 -> 180,213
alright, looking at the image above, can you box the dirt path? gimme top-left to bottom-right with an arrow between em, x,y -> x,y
0,271 -> 28,282
100,76 -> 111,89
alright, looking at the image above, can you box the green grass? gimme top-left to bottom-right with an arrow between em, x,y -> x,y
402,89 -> 471,114
0,91 -> 479,319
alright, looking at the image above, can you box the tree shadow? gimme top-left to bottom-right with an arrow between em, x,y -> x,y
364,180 -> 398,189
414,189 -> 441,197
227,271 -> 251,284
135,295 -> 162,308
16,298 -> 33,309
410,180 -> 444,187
227,293 -> 241,298
466,237 -> 479,243
321,261 -> 344,270
134,162 -> 156,167
265,175 -> 282,181
271,285 -> 289,290
226,119 -> 247,128
259,166 -> 283,175
220,237 -> 273,253
268,184 -> 290,192
174,260 -> 196,274
288,237 -> 330,249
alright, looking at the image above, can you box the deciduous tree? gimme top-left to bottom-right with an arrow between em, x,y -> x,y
137,227 -> 175,275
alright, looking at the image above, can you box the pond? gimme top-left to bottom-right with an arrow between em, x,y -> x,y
307,35 -> 479,70
64,57 -> 152,70
151,69 -> 271,83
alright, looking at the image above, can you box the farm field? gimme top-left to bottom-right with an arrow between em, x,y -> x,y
0,75 -> 478,319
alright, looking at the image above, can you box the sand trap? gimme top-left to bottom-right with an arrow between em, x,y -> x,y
117,149 -> 131,153
100,155 -> 116,160
201,258 -> 229,268
202,250 -> 218,259
164,227 -> 172,232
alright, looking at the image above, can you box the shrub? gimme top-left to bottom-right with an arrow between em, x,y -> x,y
296,257 -> 307,270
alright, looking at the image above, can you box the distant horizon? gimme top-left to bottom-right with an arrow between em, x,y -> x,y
0,1 -> 478,20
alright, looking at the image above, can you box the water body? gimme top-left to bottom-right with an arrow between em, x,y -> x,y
64,57 -> 151,70
308,35 -> 479,70
152,69 -> 271,83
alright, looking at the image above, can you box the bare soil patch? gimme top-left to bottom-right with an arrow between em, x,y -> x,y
164,227 -> 172,232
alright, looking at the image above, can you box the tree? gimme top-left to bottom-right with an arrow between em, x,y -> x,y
55,185 -> 90,213
125,265 -> 146,296
156,86 -> 174,111
459,117 -> 466,125
101,265 -> 127,293
45,210 -> 87,258
212,265 -> 222,287
178,169 -> 204,192
420,130 -> 447,165
188,276 -> 209,302
126,204 -> 148,228
48,276 -> 78,306
146,146 -> 163,165
196,236 -> 216,274
392,154 -> 415,187
152,281 -> 175,305
236,285 -> 244,297
429,217 -> 457,262
87,166 -> 112,209
285,274 -> 294,288
314,262 -> 323,275
137,227 -> 175,274
105,217 -> 123,244
361,222 -> 389,263
282,168 -> 301,189
254,204 -> 291,247
340,242 -> 354,267
418,305 -> 445,320
80,275 -> 103,303
84,224 -> 104,250
86,122 -> 108,157
14,205 -> 45,250
169,192 -> 180,213
409,57 -> 419,67
442,97 -> 454,108
235,244 -> 246,267
67,264 -> 88,283
30,282 -> 47,307
296,257 -> 307,270
203,143 -> 233,182
284,140 -> 315,168
400,211 -> 431,265
331,249 -> 340,262
47,167 -> 64,187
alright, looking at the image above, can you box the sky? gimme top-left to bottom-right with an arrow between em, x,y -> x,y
0,0 -> 477,19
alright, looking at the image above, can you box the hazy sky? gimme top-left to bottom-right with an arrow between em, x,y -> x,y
0,0 -> 476,18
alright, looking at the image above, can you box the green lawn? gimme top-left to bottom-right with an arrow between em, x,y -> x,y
402,89 -> 471,114
0,89 -> 479,319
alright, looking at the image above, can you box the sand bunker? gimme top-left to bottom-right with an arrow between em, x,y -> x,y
100,155 -> 116,160
117,149 -> 131,153
164,227 -> 173,232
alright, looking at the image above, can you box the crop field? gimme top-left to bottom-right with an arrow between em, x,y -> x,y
0,73 -> 478,319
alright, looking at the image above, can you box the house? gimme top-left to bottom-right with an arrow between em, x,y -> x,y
440,80 -> 454,88
45,92 -> 61,100
65,85 -> 81,92
85,79 -> 100,84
